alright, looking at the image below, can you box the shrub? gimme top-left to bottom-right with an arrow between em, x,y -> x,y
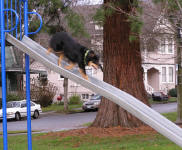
30,78 -> 57,107
38,94 -> 53,107
6,94 -> 21,102
168,88 -> 177,97
69,95 -> 81,105
0,94 -> 21,108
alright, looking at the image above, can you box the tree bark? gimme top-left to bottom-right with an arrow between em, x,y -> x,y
92,0 -> 150,128
176,25 -> 182,124
63,78 -> 69,112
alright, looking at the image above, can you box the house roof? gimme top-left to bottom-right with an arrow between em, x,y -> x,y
6,68 -> 47,74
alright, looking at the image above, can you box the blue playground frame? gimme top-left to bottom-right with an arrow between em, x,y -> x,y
0,0 -> 42,149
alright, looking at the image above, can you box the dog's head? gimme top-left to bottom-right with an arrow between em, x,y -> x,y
85,50 -> 103,71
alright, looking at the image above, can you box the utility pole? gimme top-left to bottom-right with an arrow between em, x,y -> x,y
176,24 -> 182,124
63,77 -> 69,112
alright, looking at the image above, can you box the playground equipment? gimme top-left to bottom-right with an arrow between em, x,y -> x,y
0,0 -> 42,149
1,0 -> 182,150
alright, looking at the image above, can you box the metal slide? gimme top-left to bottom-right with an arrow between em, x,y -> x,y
5,33 -> 182,147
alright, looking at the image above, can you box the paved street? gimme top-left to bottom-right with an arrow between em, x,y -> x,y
151,102 -> 177,113
0,102 -> 177,132
0,111 -> 97,132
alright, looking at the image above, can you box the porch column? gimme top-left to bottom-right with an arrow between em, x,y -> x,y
159,70 -> 162,91
144,69 -> 148,85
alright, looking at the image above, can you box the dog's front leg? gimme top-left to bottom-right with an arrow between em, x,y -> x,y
64,63 -> 76,70
58,53 -> 64,66
79,68 -> 89,80
46,48 -> 53,54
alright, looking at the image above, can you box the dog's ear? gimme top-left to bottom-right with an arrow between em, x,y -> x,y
89,51 -> 96,57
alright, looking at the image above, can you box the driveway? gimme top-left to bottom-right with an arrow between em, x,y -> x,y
0,102 -> 177,132
151,102 -> 177,113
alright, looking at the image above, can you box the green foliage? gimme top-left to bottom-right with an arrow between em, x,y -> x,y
6,94 -> 21,102
28,0 -> 88,37
128,16 -> 143,42
93,6 -> 105,26
69,95 -> 81,105
168,88 -> 177,97
65,10 -> 89,37
93,4 -> 114,26
0,94 -> 21,108
153,0 -> 182,11
129,35 -> 138,42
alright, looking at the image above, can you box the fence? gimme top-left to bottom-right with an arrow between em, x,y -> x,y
0,0 -> 42,149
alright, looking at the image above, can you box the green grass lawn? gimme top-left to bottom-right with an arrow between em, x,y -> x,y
0,112 -> 181,150
42,103 -> 83,113
149,97 -> 177,104
0,132 -> 181,150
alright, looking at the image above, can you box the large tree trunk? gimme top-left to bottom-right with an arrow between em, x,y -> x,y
92,0 -> 150,128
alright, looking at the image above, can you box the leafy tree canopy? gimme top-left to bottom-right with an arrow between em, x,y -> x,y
28,0 -> 88,37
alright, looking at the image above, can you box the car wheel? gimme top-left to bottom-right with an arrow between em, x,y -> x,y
15,112 -> 21,121
83,108 -> 88,112
33,110 -> 39,119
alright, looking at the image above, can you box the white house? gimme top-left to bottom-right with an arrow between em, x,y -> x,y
141,3 -> 177,94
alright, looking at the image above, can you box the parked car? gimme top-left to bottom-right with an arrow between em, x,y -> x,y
0,100 -> 42,121
152,92 -> 168,101
82,94 -> 101,111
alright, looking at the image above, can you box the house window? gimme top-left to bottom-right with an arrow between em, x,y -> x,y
160,38 -> 174,54
161,66 -> 174,83
160,38 -> 166,53
82,94 -> 89,99
169,67 -> 173,82
58,75 -> 64,80
168,38 -> 173,53
162,67 -> 167,82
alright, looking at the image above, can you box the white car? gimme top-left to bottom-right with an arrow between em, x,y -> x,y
82,94 -> 101,111
0,100 -> 42,121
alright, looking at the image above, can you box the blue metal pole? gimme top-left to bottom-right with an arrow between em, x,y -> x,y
0,0 -> 8,149
6,0 -> 8,29
19,0 -> 22,40
24,0 -> 32,150
10,0 -> 13,35
15,0 -> 17,38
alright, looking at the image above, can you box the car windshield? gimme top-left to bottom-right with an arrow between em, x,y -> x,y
91,94 -> 101,100
153,92 -> 162,96
7,102 -> 21,108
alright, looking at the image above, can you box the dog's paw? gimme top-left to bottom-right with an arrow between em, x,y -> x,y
85,76 -> 89,80
64,63 -> 75,70
58,62 -> 62,67
64,65 -> 72,70
82,75 -> 89,80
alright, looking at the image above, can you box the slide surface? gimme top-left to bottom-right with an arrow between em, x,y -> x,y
5,33 -> 182,147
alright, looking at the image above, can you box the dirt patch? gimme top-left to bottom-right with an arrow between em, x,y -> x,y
38,126 -> 157,140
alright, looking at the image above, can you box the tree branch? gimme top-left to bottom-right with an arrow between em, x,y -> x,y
174,0 -> 182,14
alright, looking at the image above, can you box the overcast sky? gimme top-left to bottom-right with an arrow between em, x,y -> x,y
77,0 -> 103,5
76,0 -> 147,5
